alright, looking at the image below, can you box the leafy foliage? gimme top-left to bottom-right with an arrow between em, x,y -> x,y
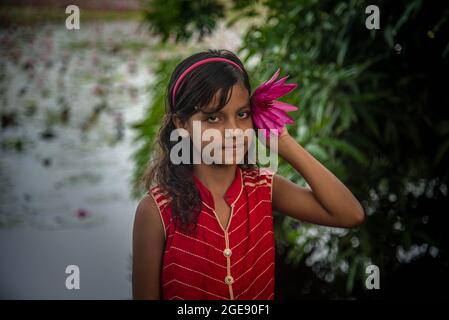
142,0 -> 226,42
134,0 -> 449,298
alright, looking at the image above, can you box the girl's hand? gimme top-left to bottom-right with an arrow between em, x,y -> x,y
259,125 -> 295,156
277,126 -> 297,159
278,125 -> 291,143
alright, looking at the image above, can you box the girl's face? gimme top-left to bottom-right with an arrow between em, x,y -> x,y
181,83 -> 254,165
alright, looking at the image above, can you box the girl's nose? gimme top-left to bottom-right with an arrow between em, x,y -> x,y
224,128 -> 244,139
226,118 -> 241,131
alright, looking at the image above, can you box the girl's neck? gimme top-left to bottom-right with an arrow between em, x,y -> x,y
192,164 -> 238,198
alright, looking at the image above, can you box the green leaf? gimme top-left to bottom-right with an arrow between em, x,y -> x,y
346,257 -> 359,294
435,137 -> 449,165
321,138 -> 369,166
305,142 -> 329,161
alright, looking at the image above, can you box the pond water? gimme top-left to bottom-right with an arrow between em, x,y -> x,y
0,19 -> 243,299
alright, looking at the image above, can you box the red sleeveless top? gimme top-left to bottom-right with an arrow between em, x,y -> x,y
148,165 -> 276,300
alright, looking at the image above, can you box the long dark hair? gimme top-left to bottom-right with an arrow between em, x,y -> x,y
141,49 -> 256,234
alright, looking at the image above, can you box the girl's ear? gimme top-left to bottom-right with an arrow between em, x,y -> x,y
172,115 -> 183,130
172,115 -> 191,139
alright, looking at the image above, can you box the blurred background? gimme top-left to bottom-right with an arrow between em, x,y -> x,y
0,0 -> 448,299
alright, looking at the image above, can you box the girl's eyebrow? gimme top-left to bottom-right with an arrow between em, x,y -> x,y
201,103 -> 251,115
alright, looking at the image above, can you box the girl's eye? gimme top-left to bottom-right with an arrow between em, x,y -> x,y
207,116 -> 220,123
238,111 -> 251,119
205,110 -> 251,123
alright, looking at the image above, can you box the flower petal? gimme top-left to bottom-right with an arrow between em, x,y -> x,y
265,83 -> 297,100
272,100 -> 298,112
250,68 -> 299,137
266,105 -> 293,122
258,113 -> 281,137
252,68 -> 280,96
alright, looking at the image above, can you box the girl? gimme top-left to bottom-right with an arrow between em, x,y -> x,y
132,49 -> 365,300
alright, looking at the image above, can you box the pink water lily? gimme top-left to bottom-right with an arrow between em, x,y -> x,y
250,68 -> 298,138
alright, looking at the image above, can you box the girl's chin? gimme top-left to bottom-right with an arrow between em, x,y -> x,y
202,154 -> 246,165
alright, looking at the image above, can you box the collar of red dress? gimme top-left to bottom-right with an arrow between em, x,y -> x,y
192,165 -> 243,208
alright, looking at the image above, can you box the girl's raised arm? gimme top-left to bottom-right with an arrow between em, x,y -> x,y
272,127 -> 365,228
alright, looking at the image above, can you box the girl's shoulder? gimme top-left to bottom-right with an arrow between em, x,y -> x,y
240,166 -> 276,180
148,183 -> 170,196
146,185 -> 172,240
240,166 -> 275,203
240,166 -> 276,188
147,185 -> 172,212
